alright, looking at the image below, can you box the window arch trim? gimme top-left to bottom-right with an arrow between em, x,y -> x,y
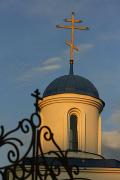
69,114 -> 78,150
66,108 -> 86,151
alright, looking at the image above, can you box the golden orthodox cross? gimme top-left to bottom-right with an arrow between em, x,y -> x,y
56,12 -> 89,74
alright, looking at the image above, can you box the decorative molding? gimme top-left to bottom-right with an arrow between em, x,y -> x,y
67,108 -> 86,151
40,93 -> 104,112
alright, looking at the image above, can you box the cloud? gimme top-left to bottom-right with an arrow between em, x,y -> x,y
104,109 -> 120,129
102,110 -> 120,159
99,31 -> 120,42
43,57 -> 62,65
78,43 -> 95,53
64,43 -> 95,57
16,56 -> 62,82
110,110 -> 120,125
34,56 -> 62,73
102,130 -> 120,159
34,64 -> 61,72
103,131 -> 120,149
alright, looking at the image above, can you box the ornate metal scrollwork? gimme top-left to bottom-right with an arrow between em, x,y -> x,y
0,89 -> 91,180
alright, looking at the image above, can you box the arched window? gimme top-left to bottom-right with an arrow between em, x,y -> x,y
69,114 -> 78,151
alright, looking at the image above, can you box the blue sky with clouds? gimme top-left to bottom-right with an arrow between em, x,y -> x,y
0,0 -> 120,159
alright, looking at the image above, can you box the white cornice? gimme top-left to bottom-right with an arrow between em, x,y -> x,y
39,93 -> 104,112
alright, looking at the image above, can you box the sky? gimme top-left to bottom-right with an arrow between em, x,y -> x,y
0,0 -> 120,161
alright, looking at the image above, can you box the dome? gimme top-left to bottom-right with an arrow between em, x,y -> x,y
43,75 -> 99,99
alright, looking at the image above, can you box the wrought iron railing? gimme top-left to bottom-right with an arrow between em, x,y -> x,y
0,89 -> 91,180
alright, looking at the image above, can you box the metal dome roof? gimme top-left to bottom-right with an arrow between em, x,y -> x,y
43,75 -> 99,99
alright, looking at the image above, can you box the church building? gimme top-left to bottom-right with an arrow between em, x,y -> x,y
5,12 -> 120,180
38,12 -> 120,180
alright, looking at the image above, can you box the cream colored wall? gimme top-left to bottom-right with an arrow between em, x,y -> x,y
39,93 -> 104,154
75,168 -> 120,180
8,167 -> 120,180
98,116 -> 102,154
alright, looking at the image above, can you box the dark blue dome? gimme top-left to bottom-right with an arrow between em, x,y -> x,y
43,75 -> 99,99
